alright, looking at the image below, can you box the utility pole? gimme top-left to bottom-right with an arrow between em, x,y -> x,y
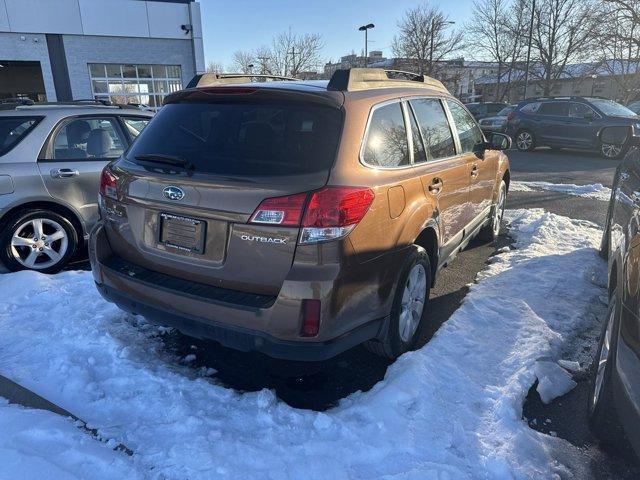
358,24 -> 375,68
523,0 -> 536,100
257,56 -> 270,75
288,47 -> 296,76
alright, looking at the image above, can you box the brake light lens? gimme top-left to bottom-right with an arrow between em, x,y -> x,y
248,186 -> 375,244
99,166 -> 118,199
250,192 -> 308,226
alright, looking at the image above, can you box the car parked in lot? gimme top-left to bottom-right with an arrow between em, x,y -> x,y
478,105 -> 515,134
594,124 -> 640,455
90,68 -> 511,362
465,102 -> 510,121
506,96 -> 640,158
0,101 -> 152,273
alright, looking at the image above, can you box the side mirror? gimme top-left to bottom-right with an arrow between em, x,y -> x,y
600,125 -> 639,147
485,132 -> 512,151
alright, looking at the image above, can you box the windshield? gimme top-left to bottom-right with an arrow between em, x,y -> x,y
588,99 -> 638,118
0,116 -> 41,156
126,102 -> 343,177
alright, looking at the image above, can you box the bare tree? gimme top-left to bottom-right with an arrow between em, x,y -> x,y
205,61 -> 225,74
466,0 -> 529,101
231,50 -> 255,74
530,0 -> 598,96
268,30 -> 324,77
392,3 -> 464,76
595,0 -> 640,102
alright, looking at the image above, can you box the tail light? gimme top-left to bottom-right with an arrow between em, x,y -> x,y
506,111 -> 515,122
99,166 -> 118,199
301,299 -> 321,336
249,186 -> 375,244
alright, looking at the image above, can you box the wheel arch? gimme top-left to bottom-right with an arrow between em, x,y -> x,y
413,224 -> 439,286
0,200 -> 85,242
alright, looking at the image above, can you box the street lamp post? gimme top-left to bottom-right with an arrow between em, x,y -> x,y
590,74 -> 598,97
429,19 -> 455,76
358,23 -> 375,68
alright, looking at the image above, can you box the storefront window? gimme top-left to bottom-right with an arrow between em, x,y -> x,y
88,63 -> 182,107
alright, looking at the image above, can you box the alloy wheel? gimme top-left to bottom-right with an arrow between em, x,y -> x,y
10,218 -> 68,270
601,143 -> 622,159
492,184 -> 506,236
516,132 -> 533,150
399,263 -> 427,342
593,306 -> 615,407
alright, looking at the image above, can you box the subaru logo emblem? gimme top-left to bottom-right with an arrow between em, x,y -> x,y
163,186 -> 185,201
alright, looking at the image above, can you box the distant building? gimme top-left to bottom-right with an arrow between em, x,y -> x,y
475,60 -> 640,104
324,51 -> 387,77
0,0 -> 204,106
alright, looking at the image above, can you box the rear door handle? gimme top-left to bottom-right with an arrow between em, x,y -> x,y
50,168 -> 79,179
428,177 -> 443,195
470,164 -> 479,178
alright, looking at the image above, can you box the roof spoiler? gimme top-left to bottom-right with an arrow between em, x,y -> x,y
327,68 -> 449,93
187,73 -> 299,89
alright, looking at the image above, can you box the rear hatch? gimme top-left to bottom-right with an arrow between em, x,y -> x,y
104,87 -> 344,296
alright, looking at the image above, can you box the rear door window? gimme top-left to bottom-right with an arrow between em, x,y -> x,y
0,116 -> 41,156
409,98 -> 456,160
446,100 -> 485,154
127,102 -> 343,176
538,102 -> 569,117
362,102 -> 409,168
46,117 -> 126,160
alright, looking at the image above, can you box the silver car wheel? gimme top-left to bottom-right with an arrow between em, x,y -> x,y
593,305 -> 615,407
493,183 -> 506,236
601,143 -> 622,159
10,218 -> 68,270
517,132 -> 533,150
399,263 -> 427,342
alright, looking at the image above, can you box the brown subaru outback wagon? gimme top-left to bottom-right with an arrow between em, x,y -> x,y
89,69 -> 511,361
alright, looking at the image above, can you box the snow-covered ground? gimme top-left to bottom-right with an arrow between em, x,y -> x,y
0,209 -> 607,479
511,181 -> 612,201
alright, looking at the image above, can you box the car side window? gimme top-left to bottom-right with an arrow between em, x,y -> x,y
362,102 -> 409,167
446,100 -> 484,154
48,117 -> 126,160
122,117 -> 151,139
409,98 -> 456,160
569,103 -> 596,119
538,102 -> 569,117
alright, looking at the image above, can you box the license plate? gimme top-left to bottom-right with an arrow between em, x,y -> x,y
158,213 -> 206,254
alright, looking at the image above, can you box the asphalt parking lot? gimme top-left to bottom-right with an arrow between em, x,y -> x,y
1,147 -> 636,478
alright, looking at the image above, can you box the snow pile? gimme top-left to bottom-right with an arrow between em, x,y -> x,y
511,181 -> 612,201
0,399 -> 141,479
0,209 -> 606,479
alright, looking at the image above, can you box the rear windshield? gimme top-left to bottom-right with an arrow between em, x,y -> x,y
0,116 -> 41,156
126,102 -> 343,176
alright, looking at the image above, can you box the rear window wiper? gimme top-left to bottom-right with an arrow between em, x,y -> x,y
134,153 -> 195,171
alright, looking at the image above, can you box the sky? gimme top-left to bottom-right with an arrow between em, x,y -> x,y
199,0 -> 474,70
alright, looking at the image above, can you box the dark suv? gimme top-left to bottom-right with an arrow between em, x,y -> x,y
89,69 -> 510,361
506,97 -> 640,158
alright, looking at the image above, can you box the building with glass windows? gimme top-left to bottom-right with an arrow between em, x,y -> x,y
0,0 -> 204,107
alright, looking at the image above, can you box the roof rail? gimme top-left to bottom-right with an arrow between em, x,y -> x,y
524,95 -> 609,101
14,99 -> 142,110
327,68 -> 449,93
187,73 -> 300,89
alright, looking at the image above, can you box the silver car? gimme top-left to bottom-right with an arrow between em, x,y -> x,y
0,102 -> 153,272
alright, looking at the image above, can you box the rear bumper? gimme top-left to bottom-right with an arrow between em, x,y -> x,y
96,281 -> 384,361
89,221 -> 391,361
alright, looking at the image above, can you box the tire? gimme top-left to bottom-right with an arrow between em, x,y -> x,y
0,209 -> 78,274
365,246 -> 431,359
478,180 -> 507,243
601,143 -> 625,160
515,129 -> 536,152
588,287 -> 626,446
